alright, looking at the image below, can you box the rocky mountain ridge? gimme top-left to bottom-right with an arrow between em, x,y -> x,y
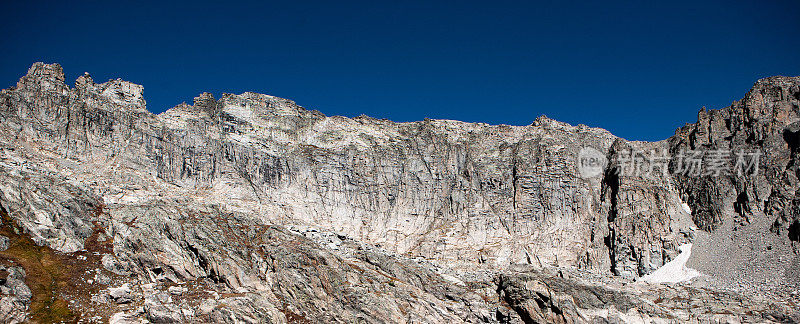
0,63 -> 798,323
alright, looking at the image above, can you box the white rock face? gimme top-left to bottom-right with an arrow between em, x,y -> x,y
107,283 -> 132,303
0,62 -> 700,277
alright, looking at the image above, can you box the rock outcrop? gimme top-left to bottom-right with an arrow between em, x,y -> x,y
0,63 -> 797,322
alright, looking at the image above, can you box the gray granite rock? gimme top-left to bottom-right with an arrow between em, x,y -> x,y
0,63 -> 797,322
0,266 -> 31,323
0,235 -> 8,251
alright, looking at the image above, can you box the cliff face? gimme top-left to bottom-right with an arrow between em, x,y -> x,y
0,63 -> 694,273
669,77 -> 800,294
0,63 -> 797,323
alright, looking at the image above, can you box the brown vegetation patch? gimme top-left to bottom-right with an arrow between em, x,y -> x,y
278,306 -> 312,324
0,205 -> 78,323
0,203 -> 118,323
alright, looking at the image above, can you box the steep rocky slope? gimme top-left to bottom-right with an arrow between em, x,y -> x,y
0,63 -> 797,323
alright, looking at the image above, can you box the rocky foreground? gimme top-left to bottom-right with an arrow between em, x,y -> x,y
0,63 -> 798,323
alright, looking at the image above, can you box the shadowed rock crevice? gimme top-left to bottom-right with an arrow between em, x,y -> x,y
789,220 -> 800,242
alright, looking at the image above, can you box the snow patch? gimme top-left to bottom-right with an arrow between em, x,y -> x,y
681,202 -> 692,214
641,244 -> 700,284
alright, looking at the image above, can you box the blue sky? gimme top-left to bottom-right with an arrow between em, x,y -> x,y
1,0 -> 798,141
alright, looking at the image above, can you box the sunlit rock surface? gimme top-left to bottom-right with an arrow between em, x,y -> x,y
0,63 -> 797,322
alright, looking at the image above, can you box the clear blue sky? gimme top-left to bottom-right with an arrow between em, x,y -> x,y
1,1 -> 798,141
